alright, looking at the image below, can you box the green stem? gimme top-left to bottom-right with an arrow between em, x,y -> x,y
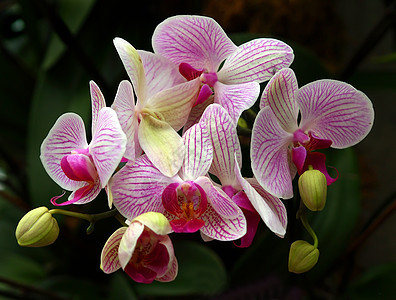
300,213 -> 319,249
48,208 -> 120,234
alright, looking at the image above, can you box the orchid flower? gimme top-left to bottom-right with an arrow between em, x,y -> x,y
200,104 -> 287,246
111,38 -> 201,177
251,68 -> 374,199
109,121 -> 247,241
152,15 -> 294,123
100,212 -> 177,284
40,81 -> 126,206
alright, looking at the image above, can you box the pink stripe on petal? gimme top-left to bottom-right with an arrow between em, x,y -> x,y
218,38 -> 294,84
110,156 -> 174,219
138,50 -> 186,99
152,15 -> 237,72
200,203 -> 246,242
200,104 -> 242,186
40,113 -> 89,190
251,107 -> 294,199
298,80 -> 374,148
179,122 -> 213,180
260,68 -> 299,133
111,80 -> 138,161
196,176 -> 240,219
100,227 -> 127,274
90,108 -> 126,188
214,81 -> 260,124
90,81 -> 106,134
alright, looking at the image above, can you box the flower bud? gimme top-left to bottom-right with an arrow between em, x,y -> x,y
288,240 -> 319,274
298,167 -> 327,211
15,207 -> 59,247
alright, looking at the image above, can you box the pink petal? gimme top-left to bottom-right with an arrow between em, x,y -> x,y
110,156 -> 173,219
40,113 -> 88,190
147,79 -> 201,131
200,200 -> 247,242
90,81 -> 106,134
297,79 -> 374,148
137,50 -> 186,99
196,176 -> 240,219
251,107 -> 294,199
259,68 -> 299,133
100,227 -> 127,274
302,151 -> 338,185
52,182 -> 101,206
125,264 -> 157,284
143,242 -> 170,277
232,191 -> 261,248
179,122 -> 213,180
218,38 -> 294,84
90,108 -> 126,188
111,80 -> 140,161
138,114 -> 185,177
200,104 -> 242,186
214,81 -> 260,124
113,38 -> 147,102
157,252 -> 178,282
182,96 -> 214,134
152,15 -> 237,72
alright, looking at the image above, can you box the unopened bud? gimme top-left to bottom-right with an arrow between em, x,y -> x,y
298,166 -> 327,211
15,207 -> 59,247
288,240 -> 319,274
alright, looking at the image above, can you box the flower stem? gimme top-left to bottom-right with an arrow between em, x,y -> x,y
300,213 -> 319,249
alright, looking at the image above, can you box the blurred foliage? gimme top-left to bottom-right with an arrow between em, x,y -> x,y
0,0 -> 395,299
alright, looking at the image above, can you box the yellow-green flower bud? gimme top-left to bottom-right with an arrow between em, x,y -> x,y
298,166 -> 327,211
288,240 -> 319,274
15,207 -> 59,247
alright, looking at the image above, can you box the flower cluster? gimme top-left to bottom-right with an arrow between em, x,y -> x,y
17,15 -> 374,283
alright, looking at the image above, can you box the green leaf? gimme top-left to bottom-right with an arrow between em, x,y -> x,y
134,240 -> 227,297
107,273 -> 138,300
344,263 -> 396,300
0,253 -> 46,284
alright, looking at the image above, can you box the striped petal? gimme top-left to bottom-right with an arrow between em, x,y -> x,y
111,80 -> 139,160
157,250 -> 178,282
138,113 -> 185,178
179,122 -> 213,181
260,68 -> 299,133
182,95 -> 214,134
110,155 -> 173,219
201,104 -> 242,186
138,50 -> 186,99
298,80 -> 375,148
152,15 -> 237,72
113,38 -> 147,103
40,113 -> 88,190
251,107 -> 294,199
90,81 -> 106,134
119,221 -> 145,269
214,81 -> 260,124
218,38 -> 294,84
90,108 -> 126,188
147,79 -> 201,131
237,167 -> 287,237
100,227 -> 127,274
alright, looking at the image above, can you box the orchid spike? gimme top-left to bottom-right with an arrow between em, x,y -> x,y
152,15 -> 294,123
251,68 -> 374,199
40,82 -> 126,206
110,122 -> 247,242
111,38 -> 201,177
100,212 -> 178,284
200,104 -> 287,244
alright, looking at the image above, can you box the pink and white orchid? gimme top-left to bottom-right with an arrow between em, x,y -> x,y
100,212 -> 177,284
109,121 -> 247,241
111,38 -> 200,177
40,81 -> 126,206
200,104 -> 287,246
152,15 -> 294,123
251,68 -> 374,199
